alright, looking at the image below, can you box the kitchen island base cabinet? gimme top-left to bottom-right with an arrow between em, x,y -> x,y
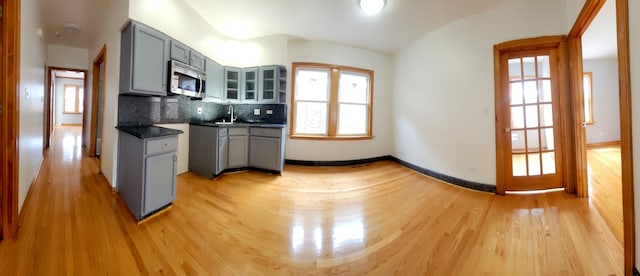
117,132 -> 178,221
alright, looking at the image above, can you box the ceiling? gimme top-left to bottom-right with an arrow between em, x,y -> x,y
40,0 -> 616,57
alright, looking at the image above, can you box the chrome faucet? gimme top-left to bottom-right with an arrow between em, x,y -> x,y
228,105 -> 236,123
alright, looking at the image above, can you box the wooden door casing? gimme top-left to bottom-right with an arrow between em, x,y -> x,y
494,36 -> 573,194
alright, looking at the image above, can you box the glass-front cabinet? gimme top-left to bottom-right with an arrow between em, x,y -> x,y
224,67 -> 242,103
243,67 -> 259,102
259,65 -> 287,103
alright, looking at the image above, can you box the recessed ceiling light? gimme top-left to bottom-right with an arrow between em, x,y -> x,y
359,0 -> 386,15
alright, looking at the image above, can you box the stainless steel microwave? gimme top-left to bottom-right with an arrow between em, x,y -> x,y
168,60 -> 206,98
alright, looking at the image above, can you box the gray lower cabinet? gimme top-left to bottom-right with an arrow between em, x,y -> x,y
249,127 -> 285,172
188,125 -> 226,178
117,132 -> 177,220
119,21 -> 170,96
227,127 -> 249,168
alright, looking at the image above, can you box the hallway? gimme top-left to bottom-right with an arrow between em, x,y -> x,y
0,126 -> 623,275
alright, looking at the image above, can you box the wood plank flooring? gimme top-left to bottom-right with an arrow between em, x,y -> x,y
0,126 -> 623,275
588,145 -> 623,245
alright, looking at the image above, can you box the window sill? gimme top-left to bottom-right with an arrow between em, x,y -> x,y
289,135 -> 373,141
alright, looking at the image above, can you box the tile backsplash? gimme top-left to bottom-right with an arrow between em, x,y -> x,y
118,95 -> 287,126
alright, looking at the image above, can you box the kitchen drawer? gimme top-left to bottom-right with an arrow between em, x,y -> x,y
218,127 -> 228,137
145,136 -> 178,155
250,127 -> 282,138
228,127 -> 249,136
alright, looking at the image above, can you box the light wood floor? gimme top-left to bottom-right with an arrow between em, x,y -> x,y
0,126 -> 623,275
588,145 -> 623,245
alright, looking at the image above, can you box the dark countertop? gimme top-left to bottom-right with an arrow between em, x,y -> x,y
116,125 -> 184,139
190,121 -> 286,128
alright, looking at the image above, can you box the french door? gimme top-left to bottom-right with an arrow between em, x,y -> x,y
496,47 -> 564,192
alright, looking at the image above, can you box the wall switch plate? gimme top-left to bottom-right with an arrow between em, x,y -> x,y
266,109 -> 273,115
253,108 -> 260,115
196,107 -> 203,114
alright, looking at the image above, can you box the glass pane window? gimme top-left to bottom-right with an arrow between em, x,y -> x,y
295,102 -> 328,135
583,72 -> 594,124
63,85 -> 83,114
292,63 -> 373,138
296,69 -> 330,101
79,88 -> 84,113
338,104 -> 367,135
339,72 -> 368,104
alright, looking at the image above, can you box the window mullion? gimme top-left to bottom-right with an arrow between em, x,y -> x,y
328,68 -> 340,137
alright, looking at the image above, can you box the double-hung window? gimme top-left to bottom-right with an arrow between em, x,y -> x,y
291,63 -> 373,139
63,84 -> 84,114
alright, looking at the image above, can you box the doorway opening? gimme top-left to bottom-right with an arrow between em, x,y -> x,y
568,0 -> 632,273
493,36 -> 573,195
45,67 -> 87,153
580,0 -> 623,246
87,45 -> 106,166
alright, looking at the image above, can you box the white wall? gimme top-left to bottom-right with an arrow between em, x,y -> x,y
128,0 -> 225,63
155,124 -> 189,174
629,0 -> 640,269
393,0 -> 569,185
47,45 -> 89,70
85,0 -> 129,187
286,40 -> 394,161
53,77 -> 84,125
583,58 -> 620,144
19,0 -> 47,211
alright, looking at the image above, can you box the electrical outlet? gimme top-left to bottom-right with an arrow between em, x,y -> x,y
197,107 -> 203,114
253,108 -> 260,115
266,109 -> 273,115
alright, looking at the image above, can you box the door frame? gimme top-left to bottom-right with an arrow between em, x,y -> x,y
1,0 -> 21,239
87,45 -> 106,164
568,0 -> 634,274
46,66 -> 88,147
494,36 -> 573,195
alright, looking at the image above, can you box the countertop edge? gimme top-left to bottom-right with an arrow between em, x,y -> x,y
116,125 -> 185,139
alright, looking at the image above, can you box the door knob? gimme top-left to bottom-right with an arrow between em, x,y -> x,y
504,127 -> 511,133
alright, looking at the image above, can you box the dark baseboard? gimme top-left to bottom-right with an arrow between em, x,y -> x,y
634,267 -> 640,276
285,156 -> 496,193
285,156 -> 393,167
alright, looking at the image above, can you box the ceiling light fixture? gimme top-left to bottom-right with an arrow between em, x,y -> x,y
63,22 -> 80,34
359,0 -> 386,15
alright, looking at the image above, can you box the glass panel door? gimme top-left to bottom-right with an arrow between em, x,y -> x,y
504,52 -> 562,191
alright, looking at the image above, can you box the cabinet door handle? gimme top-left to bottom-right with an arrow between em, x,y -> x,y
174,152 -> 178,162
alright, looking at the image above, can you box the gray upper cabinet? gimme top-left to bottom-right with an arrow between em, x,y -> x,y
203,58 -> 224,103
170,40 -> 190,64
259,65 -> 287,103
170,40 -> 205,71
189,51 -> 205,71
243,67 -> 259,103
224,67 -> 242,103
119,21 -> 170,96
